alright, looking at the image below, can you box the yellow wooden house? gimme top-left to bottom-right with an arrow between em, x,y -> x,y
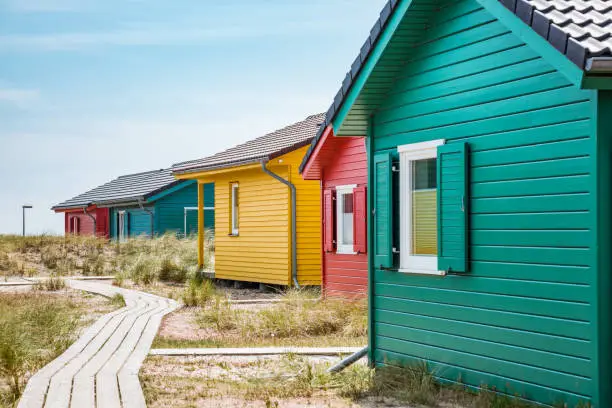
172,114 -> 324,286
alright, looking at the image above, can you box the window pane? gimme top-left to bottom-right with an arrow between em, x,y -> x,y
232,186 -> 239,230
342,192 -> 354,245
412,159 -> 437,255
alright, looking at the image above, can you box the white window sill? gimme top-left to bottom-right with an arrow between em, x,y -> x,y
398,269 -> 447,276
336,250 -> 357,255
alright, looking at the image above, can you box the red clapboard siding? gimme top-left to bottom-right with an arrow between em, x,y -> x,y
62,207 -> 110,238
321,137 -> 368,299
65,212 -> 94,236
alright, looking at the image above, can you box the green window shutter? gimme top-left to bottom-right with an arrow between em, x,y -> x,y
437,143 -> 470,273
373,152 -> 393,269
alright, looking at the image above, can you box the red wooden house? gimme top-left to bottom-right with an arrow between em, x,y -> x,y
300,125 -> 367,298
53,206 -> 109,238
53,199 -> 109,238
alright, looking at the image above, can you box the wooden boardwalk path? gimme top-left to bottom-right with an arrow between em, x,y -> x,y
18,280 -> 179,408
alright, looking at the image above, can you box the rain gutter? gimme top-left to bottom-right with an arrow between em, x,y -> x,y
585,57 -> 612,74
83,207 -> 97,236
260,159 -> 300,288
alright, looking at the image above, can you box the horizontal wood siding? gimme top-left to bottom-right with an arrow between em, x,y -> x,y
322,137 -> 368,298
109,206 -> 154,239
127,207 -> 153,238
64,212 -> 95,236
279,146 -> 322,286
370,0 -> 596,405
204,167 -> 291,285
95,208 -> 109,238
154,182 -> 213,235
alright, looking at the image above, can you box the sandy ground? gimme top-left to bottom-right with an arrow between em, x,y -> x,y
141,355 -> 421,408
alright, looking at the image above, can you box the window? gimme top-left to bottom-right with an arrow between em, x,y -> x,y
398,140 -> 445,275
336,185 -> 357,254
70,217 -> 80,234
324,185 -> 367,255
231,183 -> 239,235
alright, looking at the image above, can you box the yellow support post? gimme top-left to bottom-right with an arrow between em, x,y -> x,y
197,182 -> 204,268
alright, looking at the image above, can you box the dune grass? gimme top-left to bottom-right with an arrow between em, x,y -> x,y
141,355 -> 587,408
0,293 -> 82,406
154,288 -> 368,349
0,232 -> 214,286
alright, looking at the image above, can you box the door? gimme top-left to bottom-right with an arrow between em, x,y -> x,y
117,211 -> 127,242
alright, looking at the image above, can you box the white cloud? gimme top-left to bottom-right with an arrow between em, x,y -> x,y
0,19 -> 338,52
0,88 -> 40,108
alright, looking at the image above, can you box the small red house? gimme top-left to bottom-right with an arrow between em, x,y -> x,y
53,206 -> 109,238
300,125 -> 367,298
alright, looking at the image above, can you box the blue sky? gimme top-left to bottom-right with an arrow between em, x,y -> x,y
0,0 -> 386,235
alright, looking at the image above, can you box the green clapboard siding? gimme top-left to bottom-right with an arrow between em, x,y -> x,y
127,208 -> 153,237
108,206 -> 153,239
107,182 -> 214,240
154,182 -> 214,236
365,0 -> 597,406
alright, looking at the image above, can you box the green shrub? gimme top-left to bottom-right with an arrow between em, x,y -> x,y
182,276 -> 216,307
110,293 -> 126,307
158,257 -> 188,283
34,276 -> 66,292
128,256 -> 158,285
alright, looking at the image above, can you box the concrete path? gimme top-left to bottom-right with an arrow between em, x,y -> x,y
18,279 -> 179,408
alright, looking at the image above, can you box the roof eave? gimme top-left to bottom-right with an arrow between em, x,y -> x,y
172,157 -> 266,177
95,196 -> 146,208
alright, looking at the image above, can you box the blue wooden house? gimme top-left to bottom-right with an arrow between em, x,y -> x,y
54,169 -> 214,240
313,0 -> 612,406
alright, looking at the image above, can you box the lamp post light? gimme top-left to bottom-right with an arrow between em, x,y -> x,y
22,205 -> 32,236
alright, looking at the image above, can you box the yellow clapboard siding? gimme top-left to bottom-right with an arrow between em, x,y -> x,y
277,146 -> 322,285
187,145 -> 321,286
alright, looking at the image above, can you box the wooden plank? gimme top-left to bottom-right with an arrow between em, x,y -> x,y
70,297 -> 150,408
118,297 -> 179,408
96,298 -> 167,408
18,280 -> 178,408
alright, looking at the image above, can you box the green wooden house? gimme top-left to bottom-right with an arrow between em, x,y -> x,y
317,0 -> 612,406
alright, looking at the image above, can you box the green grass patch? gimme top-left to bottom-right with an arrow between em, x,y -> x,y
0,293 -> 82,405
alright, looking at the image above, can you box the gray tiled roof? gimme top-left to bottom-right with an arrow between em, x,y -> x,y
504,0 -> 612,67
172,113 -> 325,174
300,0 -> 611,173
52,168 -> 181,210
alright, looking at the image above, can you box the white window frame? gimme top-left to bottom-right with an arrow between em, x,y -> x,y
231,183 -> 239,236
118,210 -> 126,243
335,184 -> 357,255
398,139 -> 446,276
184,206 -> 215,237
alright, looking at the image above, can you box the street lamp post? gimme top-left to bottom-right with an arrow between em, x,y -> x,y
22,205 -> 32,236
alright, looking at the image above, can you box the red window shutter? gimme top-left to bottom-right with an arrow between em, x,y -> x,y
353,186 -> 367,254
323,189 -> 336,252
76,217 -> 80,234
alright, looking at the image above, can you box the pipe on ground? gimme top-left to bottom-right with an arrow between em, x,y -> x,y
327,346 -> 369,373
260,160 -> 300,288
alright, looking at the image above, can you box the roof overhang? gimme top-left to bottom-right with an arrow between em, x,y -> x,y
301,126 -> 358,180
52,204 -> 96,213
326,0 -> 609,138
174,162 -> 264,180
173,138 -> 315,178
95,197 -> 144,208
